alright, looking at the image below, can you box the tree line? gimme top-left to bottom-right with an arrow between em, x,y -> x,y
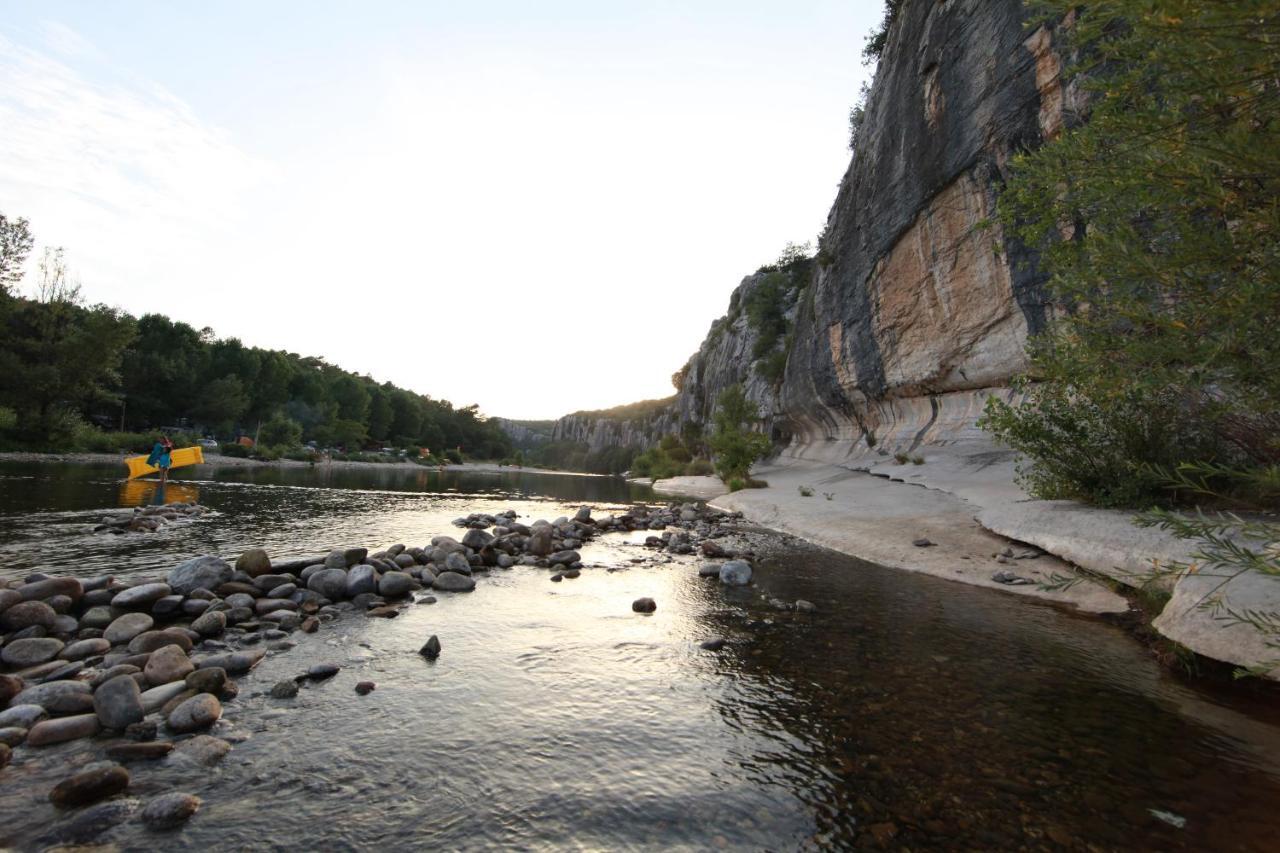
0,213 -> 512,459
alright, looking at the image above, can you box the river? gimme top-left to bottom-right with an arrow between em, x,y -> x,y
1,461 -> 1278,850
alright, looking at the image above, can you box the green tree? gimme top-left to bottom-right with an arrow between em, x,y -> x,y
0,254 -> 135,437
708,384 -> 771,482
0,213 -> 34,296
258,414 -> 303,449
982,0 -> 1280,507
192,376 -> 249,435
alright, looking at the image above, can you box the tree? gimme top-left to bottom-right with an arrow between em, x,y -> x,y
192,376 -> 249,435
0,268 -> 135,437
982,0 -> 1280,508
258,414 -> 303,449
0,213 -> 34,295
708,384 -> 771,484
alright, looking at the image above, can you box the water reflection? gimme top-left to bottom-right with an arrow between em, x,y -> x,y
118,478 -> 201,507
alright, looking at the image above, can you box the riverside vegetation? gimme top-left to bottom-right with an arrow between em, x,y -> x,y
0,222 -> 513,462
0,498 -> 758,843
979,0 -> 1280,667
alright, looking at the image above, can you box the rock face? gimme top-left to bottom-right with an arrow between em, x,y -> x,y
548,0 -> 1070,457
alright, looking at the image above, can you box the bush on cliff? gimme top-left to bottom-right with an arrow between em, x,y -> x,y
709,385 -> 771,483
983,0 -> 1280,509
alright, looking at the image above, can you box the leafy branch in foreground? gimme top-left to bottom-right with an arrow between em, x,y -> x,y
981,0 -> 1280,508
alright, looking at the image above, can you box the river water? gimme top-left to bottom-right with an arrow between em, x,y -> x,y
1,461 -> 1279,850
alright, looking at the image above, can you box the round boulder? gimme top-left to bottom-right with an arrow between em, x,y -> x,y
377,571 -> 413,598
93,674 -> 145,730
111,583 -> 172,610
432,572 -> 475,592
306,568 -> 349,600
166,693 -> 221,733
1,637 -> 65,668
103,612 -> 154,646
167,556 -> 232,595
144,644 -> 194,685
140,792 -> 201,829
49,764 -> 130,808
234,548 -> 272,577
190,610 -> 227,637
0,600 -> 57,632
61,637 -> 111,661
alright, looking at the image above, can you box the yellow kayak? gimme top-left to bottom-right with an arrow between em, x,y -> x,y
125,446 -> 204,480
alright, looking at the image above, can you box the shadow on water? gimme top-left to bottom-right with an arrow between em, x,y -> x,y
0,462 -> 1278,850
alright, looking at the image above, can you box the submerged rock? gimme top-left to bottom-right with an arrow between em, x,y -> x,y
140,792 -> 202,829
718,560 -> 752,586
49,764 -> 130,808
632,598 -> 657,613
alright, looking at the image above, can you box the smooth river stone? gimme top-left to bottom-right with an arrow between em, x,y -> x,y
94,674 -> 145,730
111,582 -> 172,609
166,694 -> 221,733
49,764 -> 130,808
0,588 -> 21,615
171,734 -> 231,766
60,637 -> 111,661
0,600 -> 57,631
129,628 -> 193,654
0,704 -> 47,729
103,612 -> 154,645
167,555 -> 233,595
0,673 -> 24,705
195,648 -> 265,674
236,547 -> 272,577
140,792 -> 202,829
144,644 -> 194,684
78,606 -> 115,629
432,572 -> 476,592
0,727 -> 27,747
105,741 -> 173,761
306,568 -> 349,600
1,637 -> 65,667
190,610 -> 227,636
377,571 -> 413,598
18,577 -> 84,603
27,713 -> 100,746
12,679 -> 91,710
139,681 -> 190,713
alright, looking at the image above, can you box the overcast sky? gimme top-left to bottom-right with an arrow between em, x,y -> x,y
0,1 -> 878,419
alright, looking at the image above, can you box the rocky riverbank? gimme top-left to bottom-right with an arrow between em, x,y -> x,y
0,499 -> 756,844
660,443 -> 1280,681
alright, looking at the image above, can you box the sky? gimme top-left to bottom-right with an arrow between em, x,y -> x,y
0,1 -> 879,419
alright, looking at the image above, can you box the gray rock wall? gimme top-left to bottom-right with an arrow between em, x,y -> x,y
550,0 -> 1070,456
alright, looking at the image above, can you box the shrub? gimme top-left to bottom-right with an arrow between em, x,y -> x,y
220,442 -> 250,458
798,485 -> 814,497
258,415 -> 303,450
685,458 -> 714,476
757,349 -> 787,384
984,0 -> 1280,510
911,455 -> 924,466
445,449 -> 463,465
728,477 -> 746,492
709,385 -> 772,482
893,452 -> 909,464
251,445 -> 282,461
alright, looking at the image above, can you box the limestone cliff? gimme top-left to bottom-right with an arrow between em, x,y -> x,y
550,0 -> 1071,456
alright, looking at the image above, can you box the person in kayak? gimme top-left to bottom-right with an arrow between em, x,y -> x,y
146,436 -> 174,484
